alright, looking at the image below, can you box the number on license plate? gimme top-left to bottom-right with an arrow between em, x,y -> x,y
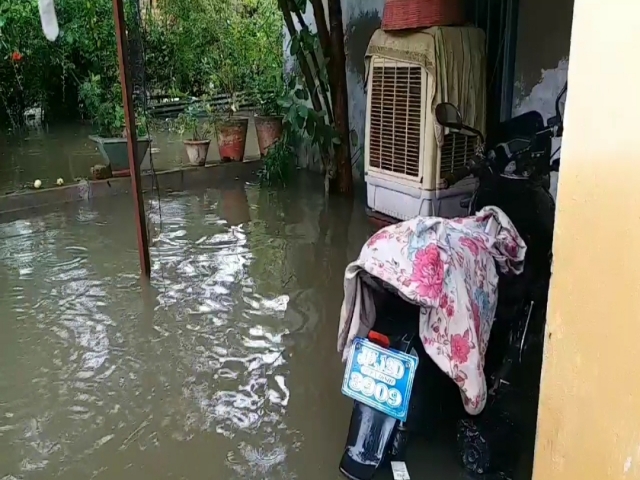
341,338 -> 418,422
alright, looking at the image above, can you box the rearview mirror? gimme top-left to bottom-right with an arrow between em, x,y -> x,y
435,102 -> 486,145
435,103 -> 463,130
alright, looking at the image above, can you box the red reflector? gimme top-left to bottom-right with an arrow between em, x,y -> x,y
368,331 -> 391,349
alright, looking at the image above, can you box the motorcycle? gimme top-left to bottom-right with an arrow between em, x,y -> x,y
338,84 -> 567,480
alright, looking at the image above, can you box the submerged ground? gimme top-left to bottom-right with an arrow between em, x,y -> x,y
0,118 -> 261,194
0,175 -> 536,479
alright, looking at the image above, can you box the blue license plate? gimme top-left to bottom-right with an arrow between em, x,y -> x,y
341,337 -> 419,422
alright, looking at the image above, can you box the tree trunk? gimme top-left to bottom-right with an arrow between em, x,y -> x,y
327,0 -> 353,195
309,0 -> 332,66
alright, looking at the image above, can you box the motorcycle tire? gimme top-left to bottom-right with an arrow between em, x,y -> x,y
390,425 -> 409,461
457,402 -> 521,478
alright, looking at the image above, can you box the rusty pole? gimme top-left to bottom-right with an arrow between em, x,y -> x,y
112,0 -> 152,278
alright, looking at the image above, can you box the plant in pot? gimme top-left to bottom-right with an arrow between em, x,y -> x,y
209,83 -> 248,163
208,17 -> 250,163
80,74 -> 149,175
253,75 -> 286,157
174,103 -> 215,166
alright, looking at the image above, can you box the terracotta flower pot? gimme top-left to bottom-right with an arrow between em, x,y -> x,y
217,118 -> 249,162
255,116 -> 283,156
184,139 -> 211,166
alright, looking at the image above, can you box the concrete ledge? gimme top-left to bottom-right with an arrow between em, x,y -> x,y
0,158 -> 263,218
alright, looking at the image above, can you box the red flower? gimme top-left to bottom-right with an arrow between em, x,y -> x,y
446,304 -> 455,318
11,52 -> 23,62
367,229 -> 391,248
440,293 -> 456,318
460,237 -> 480,256
504,234 -> 522,259
471,300 -> 481,337
411,244 -> 445,300
439,294 -> 449,309
451,331 -> 472,364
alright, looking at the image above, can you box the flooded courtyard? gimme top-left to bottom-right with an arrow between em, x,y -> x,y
0,119 -> 261,194
0,175 -> 536,480
0,177 -> 371,479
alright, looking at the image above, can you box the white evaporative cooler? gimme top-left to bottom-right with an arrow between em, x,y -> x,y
364,26 -> 487,220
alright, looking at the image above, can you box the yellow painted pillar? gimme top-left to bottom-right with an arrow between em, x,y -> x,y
533,1 -> 640,479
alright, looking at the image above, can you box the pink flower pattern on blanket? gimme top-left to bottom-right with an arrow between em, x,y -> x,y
411,245 -> 445,300
337,207 -> 527,415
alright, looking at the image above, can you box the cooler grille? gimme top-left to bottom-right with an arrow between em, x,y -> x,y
369,61 -> 423,178
440,132 -> 478,177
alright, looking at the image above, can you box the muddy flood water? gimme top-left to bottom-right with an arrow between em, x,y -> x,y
0,120 -> 261,194
0,177 -> 535,480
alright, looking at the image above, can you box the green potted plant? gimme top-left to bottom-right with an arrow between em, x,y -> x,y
80,74 -> 150,174
174,103 -> 214,166
208,17 -> 249,163
253,74 -> 286,157
211,86 -> 248,163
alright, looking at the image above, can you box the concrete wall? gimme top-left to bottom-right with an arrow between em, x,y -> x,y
533,0 -> 640,477
512,0 -> 574,198
342,0 -> 384,179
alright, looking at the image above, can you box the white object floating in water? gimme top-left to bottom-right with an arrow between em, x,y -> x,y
38,0 -> 59,42
391,462 -> 410,480
56,178 -> 64,186
23,107 -> 43,127
76,179 -> 90,200
34,179 -> 42,189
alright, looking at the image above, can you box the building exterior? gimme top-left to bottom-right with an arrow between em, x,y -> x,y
285,0 -> 573,197
534,0 -> 640,477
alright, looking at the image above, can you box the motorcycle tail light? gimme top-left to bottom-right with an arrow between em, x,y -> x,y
368,331 -> 391,349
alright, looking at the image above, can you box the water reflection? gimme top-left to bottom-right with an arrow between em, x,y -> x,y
0,179 -> 370,479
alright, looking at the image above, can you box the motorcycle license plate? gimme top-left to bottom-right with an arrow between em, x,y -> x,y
341,338 -> 419,422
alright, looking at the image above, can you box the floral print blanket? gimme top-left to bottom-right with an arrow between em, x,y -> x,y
337,207 -> 527,415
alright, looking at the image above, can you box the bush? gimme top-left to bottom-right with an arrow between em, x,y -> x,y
259,138 -> 294,186
142,0 -> 284,98
0,0 -> 283,127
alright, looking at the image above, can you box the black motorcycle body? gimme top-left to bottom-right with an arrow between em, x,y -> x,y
339,289 -> 459,480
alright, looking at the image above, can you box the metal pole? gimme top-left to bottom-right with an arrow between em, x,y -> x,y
112,0 -> 152,278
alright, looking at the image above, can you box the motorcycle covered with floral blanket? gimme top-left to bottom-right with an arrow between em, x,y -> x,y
336,84 -> 567,480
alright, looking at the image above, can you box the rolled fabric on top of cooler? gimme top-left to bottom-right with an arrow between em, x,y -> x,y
382,0 -> 466,31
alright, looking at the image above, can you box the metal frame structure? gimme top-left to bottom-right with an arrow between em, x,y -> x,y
112,0 -> 151,278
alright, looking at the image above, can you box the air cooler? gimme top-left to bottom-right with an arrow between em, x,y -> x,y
364,26 -> 487,220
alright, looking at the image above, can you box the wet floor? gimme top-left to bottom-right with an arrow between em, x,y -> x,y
0,176 -> 536,480
0,118 -> 261,194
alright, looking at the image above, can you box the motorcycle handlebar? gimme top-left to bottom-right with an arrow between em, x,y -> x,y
442,120 -> 565,189
441,158 -> 480,188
